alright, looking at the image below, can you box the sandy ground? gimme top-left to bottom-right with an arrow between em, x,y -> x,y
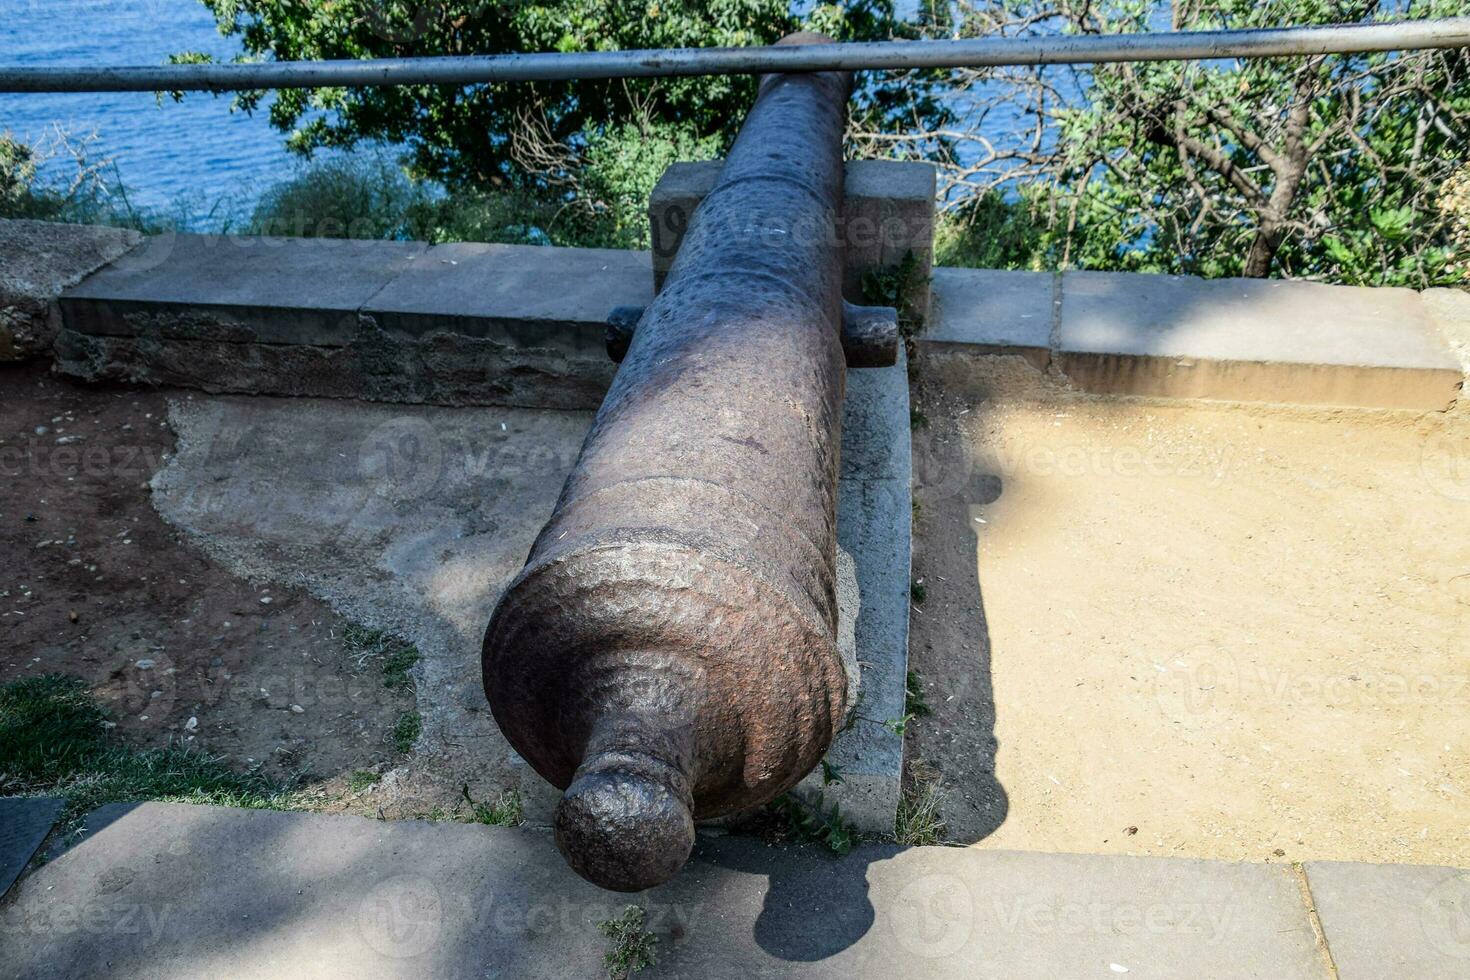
0,364 -> 414,798
8,356 -> 1468,863
906,356 -> 1469,867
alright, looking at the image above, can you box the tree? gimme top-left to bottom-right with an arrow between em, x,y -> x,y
183,2 -> 943,246
187,2 -> 918,187
881,0 -> 1469,286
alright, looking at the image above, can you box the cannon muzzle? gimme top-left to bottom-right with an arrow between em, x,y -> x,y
482,33 -> 882,891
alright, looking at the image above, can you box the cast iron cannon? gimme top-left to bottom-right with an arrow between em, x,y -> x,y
481,32 -> 896,891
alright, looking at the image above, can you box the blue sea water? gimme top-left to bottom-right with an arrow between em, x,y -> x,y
0,0 -> 301,223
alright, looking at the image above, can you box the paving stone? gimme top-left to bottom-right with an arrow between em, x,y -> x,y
921,268 -> 1054,369
1305,860 -> 1470,979
0,797 -> 64,898
1057,271 -> 1463,410
0,802 -> 1329,979
62,233 -> 427,347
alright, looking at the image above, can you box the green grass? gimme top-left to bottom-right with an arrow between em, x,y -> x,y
905,670 -> 932,719
598,905 -> 658,980
391,711 -> 422,753
339,623 -> 421,689
471,789 -> 524,828
910,579 -> 927,604
347,769 -> 381,792
895,777 -> 947,846
0,674 -> 297,831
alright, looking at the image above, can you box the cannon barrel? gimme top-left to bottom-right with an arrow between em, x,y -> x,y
482,33 -> 863,891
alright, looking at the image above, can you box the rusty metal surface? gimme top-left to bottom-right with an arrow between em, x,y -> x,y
482,33 -> 854,892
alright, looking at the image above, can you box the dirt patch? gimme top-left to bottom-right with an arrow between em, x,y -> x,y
906,357 -> 1470,866
0,364 -> 413,796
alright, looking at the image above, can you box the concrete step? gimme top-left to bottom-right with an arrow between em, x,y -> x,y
8,802 -> 1464,978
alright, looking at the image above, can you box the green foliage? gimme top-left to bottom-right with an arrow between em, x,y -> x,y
598,905 -> 658,980
347,769 -> 382,792
894,776 -> 945,845
0,674 -> 296,827
1,674 -> 108,783
884,712 -> 914,736
249,155 -> 429,239
1021,0 -> 1470,285
909,578 -> 926,604
820,759 -> 845,785
904,670 -> 931,718
0,131 -> 176,231
188,1 -> 930,243
770,790 -> 858,854
380,645 -> 421,691
934,189 -> 1062,272
339,621 -> 422,689
190,0 -> 797,189
860,249 -> 930,334
470,788 -> 524,827
569,121 -> 722,248
0,133 -> 42,214
391,711 -> 422,753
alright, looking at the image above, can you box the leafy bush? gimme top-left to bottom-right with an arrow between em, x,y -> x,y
249,155 -> 429,239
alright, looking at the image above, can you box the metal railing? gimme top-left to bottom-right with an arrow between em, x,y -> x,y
1,19 -> 1467,93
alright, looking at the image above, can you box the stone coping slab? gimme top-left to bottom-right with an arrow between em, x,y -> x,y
1056,272 -> 1462,410
363,242 -> 650,347
919,268 -> 1464,411
923,268 -> 1054,368
0,801 -> 1342,979
45,222 -> 1464,411
63,233 -> 428,347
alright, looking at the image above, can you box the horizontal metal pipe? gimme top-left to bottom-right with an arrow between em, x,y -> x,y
1,19 -> 1466,93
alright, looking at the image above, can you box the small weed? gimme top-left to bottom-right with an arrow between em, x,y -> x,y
905,671 -> 932,718
340,623 -> 421,690
861,250 -> 930,337
470,788 -> 524,827
381,645 -> 421,690
598,905 -> 657,980
347,770 -> 381,792
840,686 -> 866,733
911,499 -> 923,522
391,711 -> 421,753
910,579 -> 927,604
770,791 -> 857,855
885,713 -> 915,737
909,409 -> 929,431
895,776 -> 947,846
820,760 -> 845,786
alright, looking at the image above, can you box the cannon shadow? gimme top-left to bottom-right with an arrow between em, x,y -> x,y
908,384 -> 1010,846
